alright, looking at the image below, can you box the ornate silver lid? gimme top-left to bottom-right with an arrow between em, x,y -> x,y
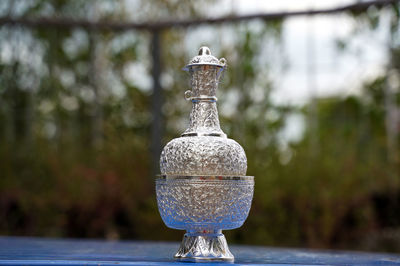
160,47 -> 247,176
183,46 -> 226,71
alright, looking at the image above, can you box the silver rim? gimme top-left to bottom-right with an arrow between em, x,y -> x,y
156,175 -> 254,181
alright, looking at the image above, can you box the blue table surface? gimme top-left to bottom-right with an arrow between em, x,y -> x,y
0,236 -> 400,265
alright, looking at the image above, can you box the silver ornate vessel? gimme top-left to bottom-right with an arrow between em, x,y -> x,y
156,47 -> 254,262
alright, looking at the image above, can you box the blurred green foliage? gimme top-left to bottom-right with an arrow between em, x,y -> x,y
0,0 -> 399,253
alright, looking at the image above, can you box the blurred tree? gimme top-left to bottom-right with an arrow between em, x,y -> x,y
0,0 -> 399,254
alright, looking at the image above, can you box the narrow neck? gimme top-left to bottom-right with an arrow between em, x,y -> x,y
182,101 -> 225,137
182,66 -> 226,137
190,66 -> 219,97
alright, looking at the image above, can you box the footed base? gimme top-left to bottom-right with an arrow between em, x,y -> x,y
174,230 -> 234,262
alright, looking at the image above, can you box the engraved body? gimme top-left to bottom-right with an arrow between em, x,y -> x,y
160,136 -> 247,176
156,177 -> 254,230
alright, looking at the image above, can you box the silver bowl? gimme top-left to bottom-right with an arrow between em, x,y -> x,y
156,175 -> 254,261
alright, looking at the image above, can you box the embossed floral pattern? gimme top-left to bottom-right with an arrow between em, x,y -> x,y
190,67 -> 219,97
160,136 -> 247,176
156,179 -> 254,231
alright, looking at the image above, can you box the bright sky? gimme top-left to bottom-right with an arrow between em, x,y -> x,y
228,0 -> 389,105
